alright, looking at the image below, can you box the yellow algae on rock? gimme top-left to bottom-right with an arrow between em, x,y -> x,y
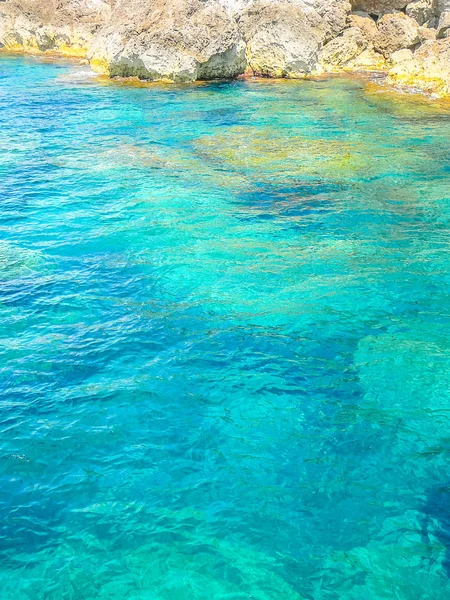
89,56 -> 110,74
54,41 -> 89,58
388,39 -> 450,98
346,48 -> 387,71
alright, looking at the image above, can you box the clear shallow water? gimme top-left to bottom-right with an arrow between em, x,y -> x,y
1,54 -> 450,599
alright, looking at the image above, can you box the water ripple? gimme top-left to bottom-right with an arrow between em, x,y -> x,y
1,55 -> 450,599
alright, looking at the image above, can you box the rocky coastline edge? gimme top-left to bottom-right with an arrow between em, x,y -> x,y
1,0 -> 450,99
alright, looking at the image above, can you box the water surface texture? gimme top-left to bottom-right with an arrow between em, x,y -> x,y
1,55 -> 450,599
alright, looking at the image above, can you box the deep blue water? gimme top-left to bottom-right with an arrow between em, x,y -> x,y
2,54 -> 450,599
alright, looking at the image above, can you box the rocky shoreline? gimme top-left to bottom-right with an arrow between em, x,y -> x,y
1,0 -> 450,98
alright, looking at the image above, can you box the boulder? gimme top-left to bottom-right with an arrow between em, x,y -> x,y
350,0 -> 409,16
237,1 -> 322,77
406,0 -> 435,26
373,12 -> 420,57
90,0 -> 247,81
437,0 -> 450,13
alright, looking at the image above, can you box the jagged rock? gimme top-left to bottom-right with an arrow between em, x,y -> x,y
388,38 -> 450,95
90,0 -> 247,81
374,12 -> 420,57
237,1 -> 322,77
437,11 -> 450,37
321,26 -> 368,68
0,0 -> 248,81
348,12 -> 378,40
0,0 -> 350,81
93,33 -> 246,82
350,0 -> 409,16
406,0 -> 435,26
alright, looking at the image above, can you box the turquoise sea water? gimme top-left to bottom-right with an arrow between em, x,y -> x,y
2,54 -> 450,599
